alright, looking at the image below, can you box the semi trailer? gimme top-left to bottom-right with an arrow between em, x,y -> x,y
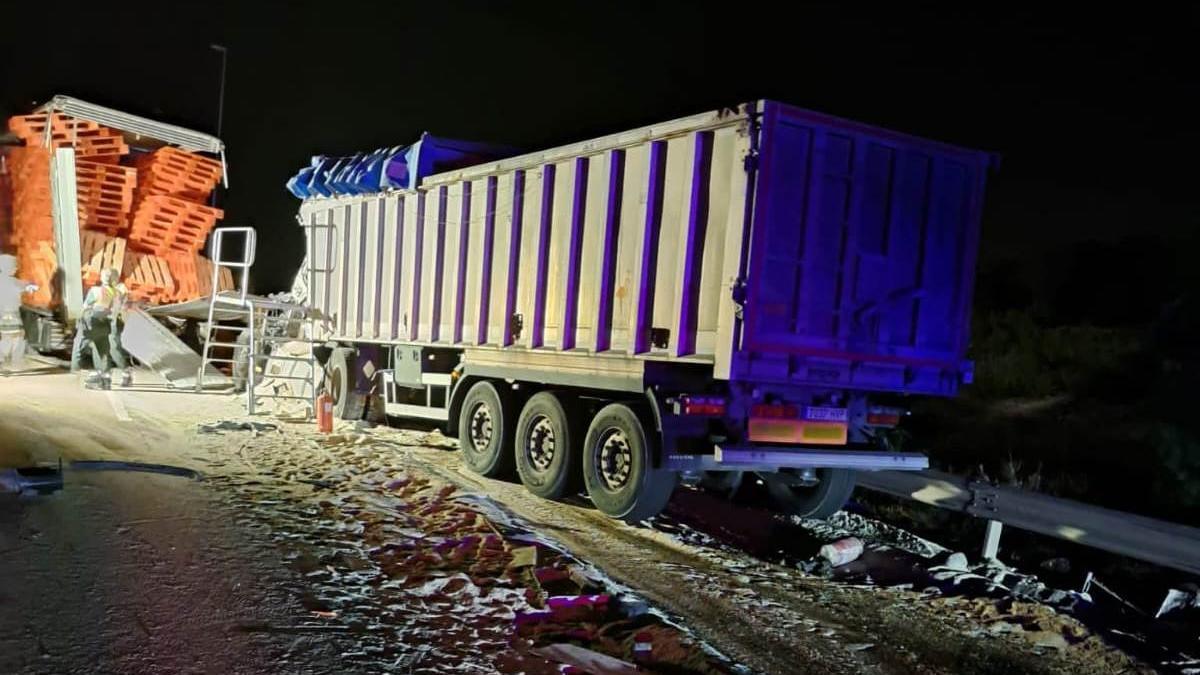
293,100 -> 993,522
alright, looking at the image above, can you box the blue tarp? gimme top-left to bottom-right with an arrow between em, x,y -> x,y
286,133 -> 518,200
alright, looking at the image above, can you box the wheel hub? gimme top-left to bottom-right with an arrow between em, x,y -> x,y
526,415 -> 556,471
596,428 -> 632,490
468,403 -> 493,453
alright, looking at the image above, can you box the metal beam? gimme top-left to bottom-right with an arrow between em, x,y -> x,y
36,95 -> 224,154
715,446 -> 929,471
856,469 -> 1200,576
49,148 -> 82,319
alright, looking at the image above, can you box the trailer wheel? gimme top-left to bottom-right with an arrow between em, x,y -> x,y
765,469 -> 856,520
458,381 -> 515,477
515,392 -> 580,499
583,403 -> 677,523
329,347 -> 366,420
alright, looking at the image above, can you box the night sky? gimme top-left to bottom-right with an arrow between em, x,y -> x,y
3,2 -> 1196,294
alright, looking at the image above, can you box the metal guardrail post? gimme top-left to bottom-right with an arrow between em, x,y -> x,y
982,520 -> 1003,560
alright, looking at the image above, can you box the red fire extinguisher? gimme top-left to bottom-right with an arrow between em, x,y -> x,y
316,391 -> 334,433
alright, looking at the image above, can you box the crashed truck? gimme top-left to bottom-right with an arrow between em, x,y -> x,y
289,101 -> 993,522
0,95 -> 231,362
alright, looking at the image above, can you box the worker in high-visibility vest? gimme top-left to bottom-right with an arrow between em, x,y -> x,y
0,254 -> 38,372
73,268 -> 132,388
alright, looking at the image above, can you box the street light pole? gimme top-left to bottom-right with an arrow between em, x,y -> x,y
209,44 -> 228,208
210,44 -> 228,139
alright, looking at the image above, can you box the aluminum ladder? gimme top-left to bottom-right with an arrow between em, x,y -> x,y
197,227 -> 317,414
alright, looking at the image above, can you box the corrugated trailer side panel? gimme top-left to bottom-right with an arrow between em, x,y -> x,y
303,108 -> 756,367
484,171 -> 520,346
376,195 -> 400,341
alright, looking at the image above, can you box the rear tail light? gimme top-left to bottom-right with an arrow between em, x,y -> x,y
867,406 -> 904,427
679,395 -> 726,416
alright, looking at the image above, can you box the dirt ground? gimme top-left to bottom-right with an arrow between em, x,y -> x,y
0,370 -> 1151,674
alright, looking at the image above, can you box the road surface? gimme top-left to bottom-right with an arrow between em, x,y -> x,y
0,371 -> 1147,674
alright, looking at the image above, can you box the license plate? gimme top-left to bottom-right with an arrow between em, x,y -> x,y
800,422 -> 848,444
804,406 -> 848,422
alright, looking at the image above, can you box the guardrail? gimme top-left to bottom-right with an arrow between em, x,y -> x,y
856,469 -> 1200,577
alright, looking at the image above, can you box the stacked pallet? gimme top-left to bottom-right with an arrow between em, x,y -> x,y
3,110 -> 231,309
76,161 -> 137,235
80,231 -> 127,286
8,113 -> 129,162
129,195 -> 224,255
0,154 -> 10,251
122,250 -> 175,302
127,147 -> 224,257
16,240 -> 56,307
132,146 -> 222,203
7,147 -> 52,246
164,251 -> 235,301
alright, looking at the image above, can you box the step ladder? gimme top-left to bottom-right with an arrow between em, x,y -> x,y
197,227 -> 318,415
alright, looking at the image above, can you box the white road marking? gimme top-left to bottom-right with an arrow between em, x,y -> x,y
105,390 -> 132,422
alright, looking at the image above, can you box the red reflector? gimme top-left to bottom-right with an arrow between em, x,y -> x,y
681,396 -> 726,416
867,406 -> 904,427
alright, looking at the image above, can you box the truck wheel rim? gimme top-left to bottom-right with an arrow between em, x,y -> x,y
527,415 -> 556,471
596,427 -> 632,491
469,403 -> 493,453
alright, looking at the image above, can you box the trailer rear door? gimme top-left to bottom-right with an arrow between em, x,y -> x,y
737,102 -> 991,396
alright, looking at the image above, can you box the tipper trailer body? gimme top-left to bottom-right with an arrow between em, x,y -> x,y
298,100 -> 992,520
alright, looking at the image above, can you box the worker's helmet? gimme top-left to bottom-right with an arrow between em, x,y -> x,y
100,268 -> 119,286
0,254 -> 15,276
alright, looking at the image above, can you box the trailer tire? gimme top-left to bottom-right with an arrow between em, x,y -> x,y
583,403 -> 677,523
329,348 -> 366,420
515,392 -> 580,499
765,468 -> 856,520
458,381 -> 515,478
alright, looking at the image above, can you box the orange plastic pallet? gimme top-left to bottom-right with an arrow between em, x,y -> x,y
122,251 -> 176,302
81,232 -> 127,286
8,113 -> 100,140
16,240 -> 57,308
165,252 -> 234,301
131,147 -> 222,204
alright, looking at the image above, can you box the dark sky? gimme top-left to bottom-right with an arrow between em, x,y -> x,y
3,2 -> 1196,292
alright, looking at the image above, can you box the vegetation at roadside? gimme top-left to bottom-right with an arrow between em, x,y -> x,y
909,234 -> 1200,523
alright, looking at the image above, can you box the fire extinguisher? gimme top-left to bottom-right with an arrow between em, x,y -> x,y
316,391 -> 334,433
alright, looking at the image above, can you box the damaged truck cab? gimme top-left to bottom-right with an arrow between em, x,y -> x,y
295,101 -> 992,522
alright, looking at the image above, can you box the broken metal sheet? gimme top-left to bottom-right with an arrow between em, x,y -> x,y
121,307 -> 230,389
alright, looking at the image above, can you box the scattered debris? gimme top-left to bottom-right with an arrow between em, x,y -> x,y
0,464 -> 64,496
1157,588 -> 1200,621
531,643 -> 639,673
818,537 -> 864,566
944,552 -> 970,572
197,420 -> 279,435
509,546 -> 538,569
